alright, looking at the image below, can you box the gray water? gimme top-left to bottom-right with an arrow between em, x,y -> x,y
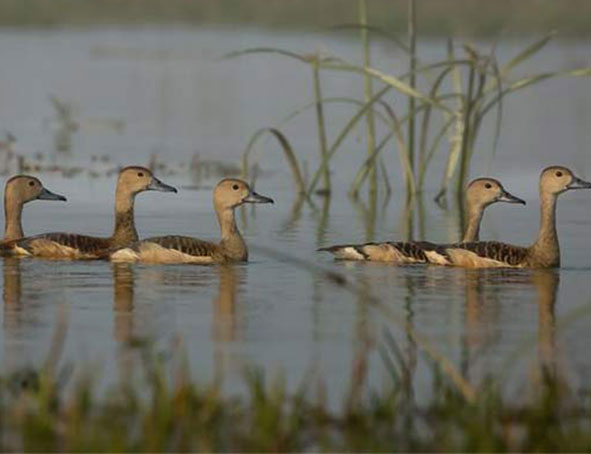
1,27 -> 591,402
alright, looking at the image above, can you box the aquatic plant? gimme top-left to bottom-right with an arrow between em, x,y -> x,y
230,2 -> 591,204
1,329 -> 591,452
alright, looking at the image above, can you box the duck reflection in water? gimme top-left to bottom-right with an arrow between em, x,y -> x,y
110,261 -> 243,378
112,263 -> 135,344
111,262 -> 137,380
3,257 -> 21,318
213,265 -> 239,343
461,268 -> 560,382
3,257 -> 54,371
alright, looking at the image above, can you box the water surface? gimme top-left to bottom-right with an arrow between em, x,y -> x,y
1,27 -> 591,402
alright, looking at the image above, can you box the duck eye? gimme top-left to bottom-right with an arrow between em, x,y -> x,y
232,184 -> 240,191
137,172 -> 144,177
556,171 -> 563,177
485,183 -> 492,189
28,181 -> 35,187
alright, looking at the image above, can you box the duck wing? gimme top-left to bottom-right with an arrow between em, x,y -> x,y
12,233 -> 112,259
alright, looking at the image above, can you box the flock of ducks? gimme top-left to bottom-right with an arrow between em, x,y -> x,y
0,165 -> 589,269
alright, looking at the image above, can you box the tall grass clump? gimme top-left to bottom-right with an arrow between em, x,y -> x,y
3,340 -> 591,452
229,2 -> 591,205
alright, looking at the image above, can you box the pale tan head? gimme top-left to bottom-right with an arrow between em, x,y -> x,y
539,166 -> 591,196
466,177 -> 525,208
213,178 -> 274,211
116,166 -> 177,196
4,175 -> 66,206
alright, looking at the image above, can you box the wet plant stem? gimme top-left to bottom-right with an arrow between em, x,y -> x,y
358,0 -> 377,197
457,64 -> 475,199
407,0 -> 417,200
313,54 -> 331,195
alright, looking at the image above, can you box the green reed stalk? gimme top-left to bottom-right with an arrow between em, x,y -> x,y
417,67 -> 453,192
456,63 -> 475,199
406,0 -> 417,200
357,0 -> 377,197
241,127 -> 306,195
312,54 -> 331,195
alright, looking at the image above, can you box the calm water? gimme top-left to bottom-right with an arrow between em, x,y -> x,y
1,27 -> 591,402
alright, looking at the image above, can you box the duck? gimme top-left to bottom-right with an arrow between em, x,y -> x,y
110,178 -> 273,264
425,166 -> 591,268
5,166 -> 176,259
318,177 -> 525,263
2,175 -> 66,244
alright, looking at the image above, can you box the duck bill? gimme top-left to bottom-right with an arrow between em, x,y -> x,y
37,187 -> 67,202
242,191 -> 274,204
498,190 -> 526,205
567,175 -> 591,190
147,177 -> 177,193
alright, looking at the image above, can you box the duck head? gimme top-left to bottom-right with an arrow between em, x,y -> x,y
4,175 -> 66,205
213,178 -> 274,210
466,177 -> 526,208
117,166 -> 177,195
540,166 -> 591,196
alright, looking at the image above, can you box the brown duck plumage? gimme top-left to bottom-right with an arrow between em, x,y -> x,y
0,175 -> 66,253
318,178 -> 524,263
7,166 -> 176,259
110,178 -> 274,264
428,166 -> 591,268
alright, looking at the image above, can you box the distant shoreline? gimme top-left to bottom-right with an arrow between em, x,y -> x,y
2,0 -> 591,37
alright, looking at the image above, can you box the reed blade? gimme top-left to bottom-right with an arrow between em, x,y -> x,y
358,0 -> 377,196
242,127 -> 306,195
312,54 -> 331,194
407,0 -> 417,199
500,31 -> 556,79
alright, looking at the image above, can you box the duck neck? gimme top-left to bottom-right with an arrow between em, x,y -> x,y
531,191 -> 559,256
4,195 -> 24,241
462,202 -> 485,242
112,187 -> 138,247
216,205 -> 247,260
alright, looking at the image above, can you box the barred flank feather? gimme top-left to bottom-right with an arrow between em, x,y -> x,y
454,241 -> 529,266
14,233 -> 113,259
140,236 -> 219,258
319,241 -> 431,264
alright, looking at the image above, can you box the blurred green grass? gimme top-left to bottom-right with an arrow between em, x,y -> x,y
3,353 -> 591,452
2,0 -> 591,36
